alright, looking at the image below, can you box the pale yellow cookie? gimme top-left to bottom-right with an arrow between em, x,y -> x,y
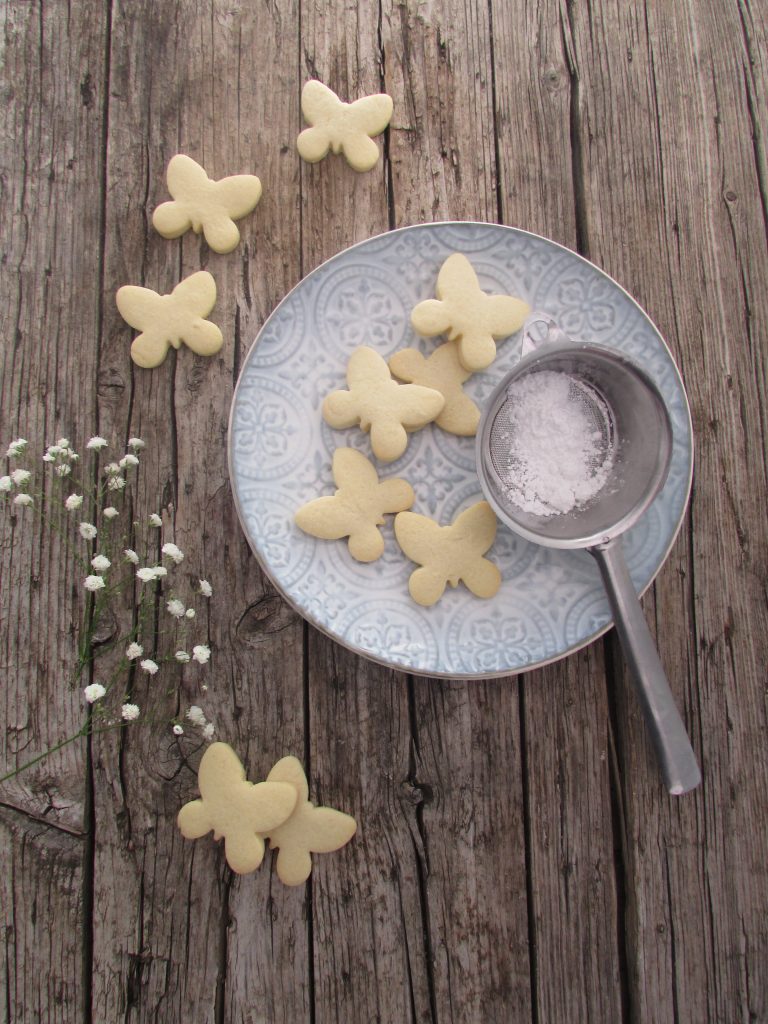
297,80 -> 393,172
177,742 -> 297,875
152,154 -> 262,253
394,501 -> 502,607
322,346 -> 445,462
389,340 -> 480,436
295,447 -> 414,562
263,756 -> 357,886
116,270 -> 223,368
411,253 -> 530,372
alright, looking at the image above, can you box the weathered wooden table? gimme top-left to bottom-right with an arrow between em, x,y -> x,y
2,1 -> 767,1021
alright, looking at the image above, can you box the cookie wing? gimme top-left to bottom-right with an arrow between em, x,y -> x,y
177,798 -> 213,839
152,200 -> 193,239
482,294 -> 530,337
243,781 -> 298,833
200,213 -> 242,254
274,844 -> 314,887
170,270 -> 218,317
436,252 -> 477,300
116,285 -> 163,331
340,133 -> 381,172
130,331 -> 172,369
375,477 -> 415,513
295,494 -> 357,541
304,806 -> 358,854
449,501 -> 497,555
392,383 -> 445,430
211,174 -> 263,219
347,521 -> 385,562
408,565 -> 449,607
346,346 -> 390,389
346,93 -> 393,138
224,829 -> 267,874
461,557 -> 502,599
411,298 -> 453,338
322,389 -> 359,428
300,79 -> 344,125
297,125 -> 332,163
332,447 -> 379,490
394,511 -> 443,565
166,154 -> 210,198
266,755 -> 309,801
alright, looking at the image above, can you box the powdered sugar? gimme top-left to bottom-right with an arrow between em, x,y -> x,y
493,370 -> 614,517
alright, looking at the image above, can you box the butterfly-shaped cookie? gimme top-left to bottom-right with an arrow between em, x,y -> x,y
116,270 -> 223,368
389,340 -> 481,436
323,346 -> 445,462
295,448 -> 414,562
262,756 -> 357,887
411,253 -> 530,372
152,154 -> 262,253
297,80 -> 393,172
394,501 -> 502,607
177,743 -> 298,874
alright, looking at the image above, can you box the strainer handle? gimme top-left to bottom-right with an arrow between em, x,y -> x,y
591,541 -> 701,795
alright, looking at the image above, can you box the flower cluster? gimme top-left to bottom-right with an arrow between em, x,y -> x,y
1,434 -> 219,781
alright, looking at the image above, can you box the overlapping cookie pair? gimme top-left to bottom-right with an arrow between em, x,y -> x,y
177,742 -> 357,884
295,252 -> 530,606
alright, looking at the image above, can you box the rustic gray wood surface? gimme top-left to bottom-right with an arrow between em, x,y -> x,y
1,1 -> 766,1021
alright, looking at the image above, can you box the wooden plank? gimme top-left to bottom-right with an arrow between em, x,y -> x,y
89,2 -> 309,1021
567,0 -> 768,1019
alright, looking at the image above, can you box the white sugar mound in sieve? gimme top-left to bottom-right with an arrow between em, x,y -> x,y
492,369 -> 615,517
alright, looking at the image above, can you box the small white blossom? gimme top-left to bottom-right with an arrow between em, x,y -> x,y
104,462 -> 121,476
65,494 -> 83,510
11,469 -> 31,486
124,548 -> 139,564
167,598 -> 186,618
107,475 -> 126,491
126,642 -> 143,660
91,554 -> 111,572
185,608 -> 195,619
175,650 -> 191,663
128,437 -> 145,450
186,705 -> 206,726
199,579 -> 213,598
69,452 -> 80,462
149,513 -> 162,527
84,682 -> 106,703
161,542 -> 184,564
153,566 -> 168,578
56,438 -> 71,450
84,574 -> 106,591
140,658 -> 159,675
42,453 -> 55,463
5,438 -> 28,458
121,703 -> 140,721
13,493 -> 33,507
0,476 -> 12,492
192,644 -> 211,665
103,506 -> 119,519
202,723 -> 215,741
119,453 -> 139,468
172,724 -> 184,736
55,464 -> 72,477
86,436 -> 108,451
79,522 -> 97,540
136,567 -> 158,582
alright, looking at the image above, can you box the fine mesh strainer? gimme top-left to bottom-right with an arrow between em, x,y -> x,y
477,313 -> 700,795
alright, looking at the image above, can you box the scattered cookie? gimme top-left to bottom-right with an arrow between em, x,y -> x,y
394,501 -> 502,607
177,743 -> 298,875
411,253 -> 530,372
323,346 -> 445,462
117,270 -> 224,369
297,80 -> 393,172
152,154 -> 262,253
389,340 -> 481,436
295,448 -> 414,562
262,756 -> 357,886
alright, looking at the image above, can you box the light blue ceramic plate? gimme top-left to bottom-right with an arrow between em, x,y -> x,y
228,223 -> 693,679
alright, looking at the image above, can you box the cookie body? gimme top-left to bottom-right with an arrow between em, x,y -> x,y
297,80 -> 393,172
389,340 -> 480,436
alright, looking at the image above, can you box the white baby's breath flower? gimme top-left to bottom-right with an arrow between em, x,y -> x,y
121,703 -> 140,721
167,598 -> 186,618
84,682 -> 106,703
79,522 -> 97,540
153,566 -> 168,578
55,464 -> 72,477
202,723 -> 215,740
126,642 -> 143,660
56,438 -> 71,450
65,494 -> 83,510
91,554 -> 111,572
172,724 -> 184,736
119,453 -> 139,468
140,658 -> 159,675
42,452 -> 55,463
186,705 -> 206,726
136,567 -> 158,582
5,438 -> 28,458
199,579 -> 213,598
149,513 -> 162,527
13,493 -> 33,507
103,506 -> 119,519
84,574 -> 106,591
161,542 -> 184,564
0,476 -> 12,492
185,608 -> 195,619
124,548 -> 139,564
86,436 -> 108,451
175,650 -> 191,663
107,475 -> 126,491
104,462 -> 121,476
192,644 -> 211,665
128,437 -> 145,450
11,469 -> 31,486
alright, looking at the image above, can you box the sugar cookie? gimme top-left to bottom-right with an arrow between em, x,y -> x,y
411,253 -> 530,371
177,743 -> 298,875
263,756 -> 357,886
295,448 -> 414,562
323,346 -> 445,462
394,501 -> 502,607
152,154 -> 262,254
389,340 -> 480,436
297,80 -> 393,172
116,270 -> 223,368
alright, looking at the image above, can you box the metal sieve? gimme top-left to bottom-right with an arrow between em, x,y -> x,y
477,314 -> 700,794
